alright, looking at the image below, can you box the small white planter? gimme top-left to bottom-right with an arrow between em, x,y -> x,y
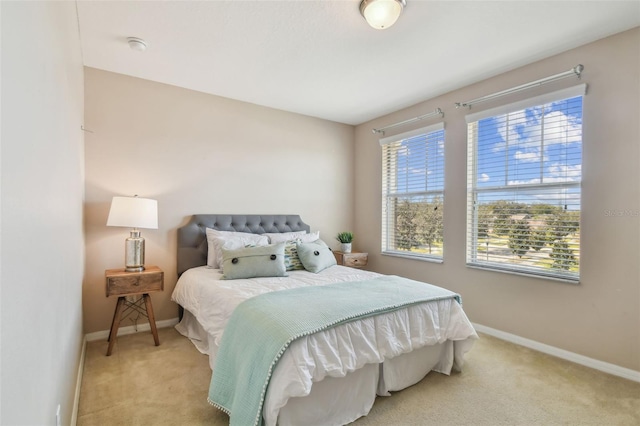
340,243 -> 352,253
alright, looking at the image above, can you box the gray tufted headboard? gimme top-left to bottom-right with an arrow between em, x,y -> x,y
177,214 -> 311,277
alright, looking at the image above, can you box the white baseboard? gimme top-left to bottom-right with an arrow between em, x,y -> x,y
71,336 -> 87,426
85,317 -> 180,342
472,323 -> 640,383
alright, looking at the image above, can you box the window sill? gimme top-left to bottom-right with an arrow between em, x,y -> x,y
381,251 -> 443,264
466,263 -> 580,285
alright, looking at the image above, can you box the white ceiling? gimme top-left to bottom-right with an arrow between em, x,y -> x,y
76,1 -> 640,125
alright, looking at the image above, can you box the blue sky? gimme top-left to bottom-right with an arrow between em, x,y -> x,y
389,95 -> 582,209
393,129 -> 445,195
475,95 -> 583,208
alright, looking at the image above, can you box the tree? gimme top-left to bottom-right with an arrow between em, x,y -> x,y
490,201 -> 528,235
417,198 -> 443,253
530,203 -> 560,216
508,219 -> 531,258
477,205 -> 492,240
395,200 -> 420,249
530,227 -> 550,252
394,198 -> 443,253
547,210 -> 579,239
550,239 -> 577,270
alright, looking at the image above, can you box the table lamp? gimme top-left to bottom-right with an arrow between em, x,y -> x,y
106,195 -> 158,272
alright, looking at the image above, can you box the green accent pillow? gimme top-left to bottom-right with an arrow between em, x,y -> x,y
296,240 -> 337,273
221,243 -> 287,280
284,240 -> 305,271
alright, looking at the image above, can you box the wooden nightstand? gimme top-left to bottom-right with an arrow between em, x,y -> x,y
105,266 -> 164,356
334,251 -> 368,269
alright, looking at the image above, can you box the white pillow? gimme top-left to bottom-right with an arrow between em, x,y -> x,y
299,231 -> 320,243
211,236 -> 269,272
264,231 -> 307,244
266,231 -> 320,244
205,228 -> 269,268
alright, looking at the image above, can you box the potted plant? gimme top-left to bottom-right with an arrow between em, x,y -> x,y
336,231 -> 354,253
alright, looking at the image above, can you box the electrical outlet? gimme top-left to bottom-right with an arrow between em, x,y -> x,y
56,404 -> 61,426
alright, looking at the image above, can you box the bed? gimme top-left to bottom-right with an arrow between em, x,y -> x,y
171,214 -> 478,426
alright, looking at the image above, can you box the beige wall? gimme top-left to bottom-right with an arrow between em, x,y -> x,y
1,2 -> 85,425
83,68 -> 355,333
355,28 -> 640,371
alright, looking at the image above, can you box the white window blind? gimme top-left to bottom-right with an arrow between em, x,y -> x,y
466,85 -> 585,281
381,123 -> 445,260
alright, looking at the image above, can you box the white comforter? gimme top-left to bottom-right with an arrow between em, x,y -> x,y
171,265 -> 478,425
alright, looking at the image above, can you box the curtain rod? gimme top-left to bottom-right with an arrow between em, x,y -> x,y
372,108 -> 443,135
455,64 -> 584,109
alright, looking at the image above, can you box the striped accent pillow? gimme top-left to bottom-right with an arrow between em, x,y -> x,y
284,240 -> 305,271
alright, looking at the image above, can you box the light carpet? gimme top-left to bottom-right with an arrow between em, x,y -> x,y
77,327 -> 640,425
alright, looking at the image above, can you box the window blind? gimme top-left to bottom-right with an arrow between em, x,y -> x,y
381,123 -> 445,260
466,85 -> 585,281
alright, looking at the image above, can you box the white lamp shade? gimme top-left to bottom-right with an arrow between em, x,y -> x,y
361,0 -> 405,30
107,196 -> 158,229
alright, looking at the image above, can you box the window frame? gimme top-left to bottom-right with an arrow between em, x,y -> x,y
465,84 -> 586,282
380,122 -> 445,262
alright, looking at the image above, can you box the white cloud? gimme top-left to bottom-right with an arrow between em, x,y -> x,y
507,164 -> 581,185
492,105 -> 582,153
533,188 -> 581,204
545,164 -> 581,182
479,173 -> 490,182
507,178 -> 541,186
409,167 -> 426,175
542,111 -> 582,145
515,150 -> 541,162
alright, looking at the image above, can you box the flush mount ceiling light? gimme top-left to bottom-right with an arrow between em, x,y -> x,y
359,0 -> 406,30
127,37 -> 147,52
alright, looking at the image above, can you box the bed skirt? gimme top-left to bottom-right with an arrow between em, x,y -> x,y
176,310 -> 475,425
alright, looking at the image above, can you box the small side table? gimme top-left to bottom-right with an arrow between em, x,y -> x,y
105,266 -> 164,356
334,251 -> 368,269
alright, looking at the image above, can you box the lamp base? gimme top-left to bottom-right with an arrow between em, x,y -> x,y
125,230 -> 146,272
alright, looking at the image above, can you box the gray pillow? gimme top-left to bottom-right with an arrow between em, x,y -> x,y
221,243 -> 287,280
296,240 -> 337,273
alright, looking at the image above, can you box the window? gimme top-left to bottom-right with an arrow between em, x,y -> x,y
381,123 -> 445,260
466,85 -> 585,281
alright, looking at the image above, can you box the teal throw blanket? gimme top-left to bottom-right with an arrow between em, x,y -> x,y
208,275 -> 461,426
